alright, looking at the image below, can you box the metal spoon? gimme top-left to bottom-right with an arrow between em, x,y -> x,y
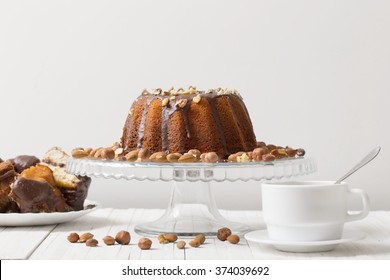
335,146 -> 381,184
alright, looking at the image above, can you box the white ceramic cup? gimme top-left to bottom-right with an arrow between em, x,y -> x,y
261,181 -> 369,242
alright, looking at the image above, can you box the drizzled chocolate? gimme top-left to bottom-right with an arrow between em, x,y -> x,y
9,155 -> 40,173
10,177 -> 67,213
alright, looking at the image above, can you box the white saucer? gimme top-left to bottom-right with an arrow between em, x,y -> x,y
245,228 -> 366,253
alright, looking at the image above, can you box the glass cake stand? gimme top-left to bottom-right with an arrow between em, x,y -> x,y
66,157 -> 316,237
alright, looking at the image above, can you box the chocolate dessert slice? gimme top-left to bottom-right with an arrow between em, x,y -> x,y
10,177 -> 67,213
0,161 -> 19,212
42,147 -> 91,211
8,155 -> 40,173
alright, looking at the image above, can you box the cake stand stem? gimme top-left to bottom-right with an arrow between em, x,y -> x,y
134,179 -> 250,237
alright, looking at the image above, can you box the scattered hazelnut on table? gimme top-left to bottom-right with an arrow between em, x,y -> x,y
138,238 -> 152,250
86,238 -> 99,247
164,233 -> 178,242
217,227 -> 232,241
67,232 -> 79,243
227,235 -> 240,244
79,232 -> 94,243
189,239 -> 201,248
115,230 -> 131,245
176,241 -> 186,249
103,235 -> 116,246
157,234 -> 170,244
194,234 -> 206,245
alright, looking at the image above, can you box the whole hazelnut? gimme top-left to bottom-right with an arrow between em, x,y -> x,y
157,234 -> 169,244
138,238 -> 152,250
256,141 -> 267,147
285,147 -> 297,157
125,150 -> 139,161
188,149 -> 201,160
178,153 -> 196,163
67,232 -> 79,243
262,154 -> 276,161
101,148 -> 115,160
194,234 -> 206,244
189,239 -> 201,248
115,230 -> 131,245
297,148 -> 306,157
227,234 -> 240,244
217,227 -> 232,241
86,238 -> 99,247
138,149 -> 151,162
176,241 -> 186,249
164,233 -> 178,242
71,149 -> 88,159
267,144 -> 277,150
167,153 -> 182,162
150,152 -> 168,162
79,232 -> 94,243
252,147 -> 269,161
204,152 -> 219,163
103,235 -> 116,246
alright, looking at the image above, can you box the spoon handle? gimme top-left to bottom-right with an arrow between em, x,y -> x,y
335,146 -> 381,184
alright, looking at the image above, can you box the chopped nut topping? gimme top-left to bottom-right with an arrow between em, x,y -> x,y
129,108 -> 134,115
176,99 -> 188,108
217,88 -> 225,95
170,96 -> 176,100
162,98 -> 169,107
141,88 -> 150,95
193,94 -> 201,103
153,88 -> 162,95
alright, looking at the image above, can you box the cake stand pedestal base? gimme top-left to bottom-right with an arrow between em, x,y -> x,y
134,179 -> 249,237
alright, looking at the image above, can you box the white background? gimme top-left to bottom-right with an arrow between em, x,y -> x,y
0,0 -> 389,210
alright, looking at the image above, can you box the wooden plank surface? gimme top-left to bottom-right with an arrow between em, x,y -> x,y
1,210 -> 389,260
0,225 -> 56,260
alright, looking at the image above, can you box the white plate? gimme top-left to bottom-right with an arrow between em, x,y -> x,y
245,228 -> 366,253
0,200 -> 99,227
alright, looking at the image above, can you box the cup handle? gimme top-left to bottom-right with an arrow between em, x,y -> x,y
346,188 -> 370,222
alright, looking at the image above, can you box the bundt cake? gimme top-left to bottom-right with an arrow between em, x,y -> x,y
121,87 -> 257,157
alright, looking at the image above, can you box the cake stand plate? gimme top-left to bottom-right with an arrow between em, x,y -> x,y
67,157 -> 316,237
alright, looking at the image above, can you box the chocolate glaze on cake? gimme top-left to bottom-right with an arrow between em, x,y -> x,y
10,177 -> 67,213
9,155 -> 40,173
121,88 -> 257,157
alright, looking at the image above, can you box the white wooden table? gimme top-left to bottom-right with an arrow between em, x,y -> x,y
0,209 -> 389,260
